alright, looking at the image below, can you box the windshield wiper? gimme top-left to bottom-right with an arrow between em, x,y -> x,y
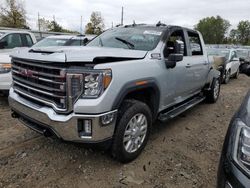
115,37 -> 135,49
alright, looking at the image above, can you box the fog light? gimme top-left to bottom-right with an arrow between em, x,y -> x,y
78,119 -> 92,137
101,112 -> 115,125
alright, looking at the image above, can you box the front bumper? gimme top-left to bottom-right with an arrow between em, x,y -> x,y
0,72 -> 12,90
9,88 -> 117,143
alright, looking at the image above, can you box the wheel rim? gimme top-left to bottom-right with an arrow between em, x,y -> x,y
123,113 -> 148,153
213,79 -> 220,99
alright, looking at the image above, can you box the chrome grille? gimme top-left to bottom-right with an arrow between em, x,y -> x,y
12,58 -> 68,112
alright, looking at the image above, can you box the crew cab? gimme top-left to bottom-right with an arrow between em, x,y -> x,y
207,48 -> 241,84
0,30 -> 37,94
9,24 -> 220,162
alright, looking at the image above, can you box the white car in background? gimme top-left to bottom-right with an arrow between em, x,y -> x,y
0,30 -> 37,95
32,34 -> 96,48
0,33 -> 95,95
207,48 -> 241,84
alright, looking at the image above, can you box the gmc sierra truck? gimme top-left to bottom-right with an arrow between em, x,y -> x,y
9,24 -> 221,163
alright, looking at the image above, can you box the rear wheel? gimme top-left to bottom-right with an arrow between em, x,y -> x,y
111,100 -> 152,163
223,70 -> 230,84
205,78 -> 220,103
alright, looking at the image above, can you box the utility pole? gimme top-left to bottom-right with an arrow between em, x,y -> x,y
80,16 -> 83,34
112,22 -> 113,28
53,15 -> 56,22
121,6 -> 124,26
38,12 -> 42,38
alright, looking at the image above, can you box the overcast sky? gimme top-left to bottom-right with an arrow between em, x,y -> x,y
2,0 -> 250,32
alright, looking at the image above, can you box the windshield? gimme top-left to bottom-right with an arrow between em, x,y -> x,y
87,27 -> 163,51
207,49 -> 230,60
33,38 -> 69,47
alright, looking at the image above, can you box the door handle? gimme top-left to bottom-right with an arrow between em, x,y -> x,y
186,64 -> 191,68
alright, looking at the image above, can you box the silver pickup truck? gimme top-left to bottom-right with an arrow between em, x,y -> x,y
9,24 -> 220,162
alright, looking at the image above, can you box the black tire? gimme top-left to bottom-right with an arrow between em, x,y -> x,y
223,70 -> 230,84
111,99 -> 152,163
205,78 -> 220,103
233,68 -> 239,79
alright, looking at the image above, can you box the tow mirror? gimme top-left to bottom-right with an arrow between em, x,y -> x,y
165,40 -> 184,69
0,41 -> 8,49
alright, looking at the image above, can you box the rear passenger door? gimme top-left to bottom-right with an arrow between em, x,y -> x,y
184,30 -> 209,93
20,34 -> 34,47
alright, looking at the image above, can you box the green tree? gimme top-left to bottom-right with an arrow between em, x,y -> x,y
85,11 -> 105,35
195,16 -> 230,44
37,17 -> 50,31
48,21 -> 64,32
229,29 -> 239,44
0,0 -> 29,29
236,20 -> 250,45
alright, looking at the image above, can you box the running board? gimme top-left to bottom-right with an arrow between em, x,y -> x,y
158,96 -> 205,122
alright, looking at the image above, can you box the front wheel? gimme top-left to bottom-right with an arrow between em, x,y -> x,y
205,78 -> 220,103
112,100 -> 152,163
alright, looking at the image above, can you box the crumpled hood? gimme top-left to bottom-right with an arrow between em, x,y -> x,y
10,46 -> 148,63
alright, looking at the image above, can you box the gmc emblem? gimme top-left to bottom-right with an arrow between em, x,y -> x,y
20,69 -> 34,77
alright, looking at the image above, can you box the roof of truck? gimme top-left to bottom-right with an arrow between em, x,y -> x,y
0,30 -> 33,34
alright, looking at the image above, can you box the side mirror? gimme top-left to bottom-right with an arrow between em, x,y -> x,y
165,40 -> 184,69
0,41 -> 8,49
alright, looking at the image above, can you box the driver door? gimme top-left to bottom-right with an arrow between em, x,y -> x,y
162,29 -> 193,106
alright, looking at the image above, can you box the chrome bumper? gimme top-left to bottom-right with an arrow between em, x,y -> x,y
8,88 -> 117,143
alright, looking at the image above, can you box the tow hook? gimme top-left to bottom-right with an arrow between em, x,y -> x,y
11,112 -> 19,118
43,129 -> 52,137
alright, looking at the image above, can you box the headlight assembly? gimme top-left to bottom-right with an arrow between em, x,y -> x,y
232,119 -> 250,173
67,69 -> 112,101
0,63 -> 11,74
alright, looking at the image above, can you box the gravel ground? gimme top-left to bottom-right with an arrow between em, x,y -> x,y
0,75 -> 249,188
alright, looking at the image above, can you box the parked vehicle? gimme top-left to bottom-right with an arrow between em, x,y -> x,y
237,49 -> 250,76
0,30 -> 37,94
207,48 -> 241,84
9,24 -> 221,162
33,34 -> 96,48
217,90 -> 250,188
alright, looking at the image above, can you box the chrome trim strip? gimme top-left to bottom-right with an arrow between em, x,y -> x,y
13,59 -> 64,70
12,75 -> 65,92
12,65 -> 65,78
14,87 -> 67,112
13,80 -> 66,99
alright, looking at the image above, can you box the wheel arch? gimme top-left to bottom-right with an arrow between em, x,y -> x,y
112,79 -> 160,121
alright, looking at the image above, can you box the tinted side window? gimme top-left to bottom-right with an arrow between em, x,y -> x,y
21,34 -> 34,47
187,31 -> 203,56
0,33 -> 22,49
